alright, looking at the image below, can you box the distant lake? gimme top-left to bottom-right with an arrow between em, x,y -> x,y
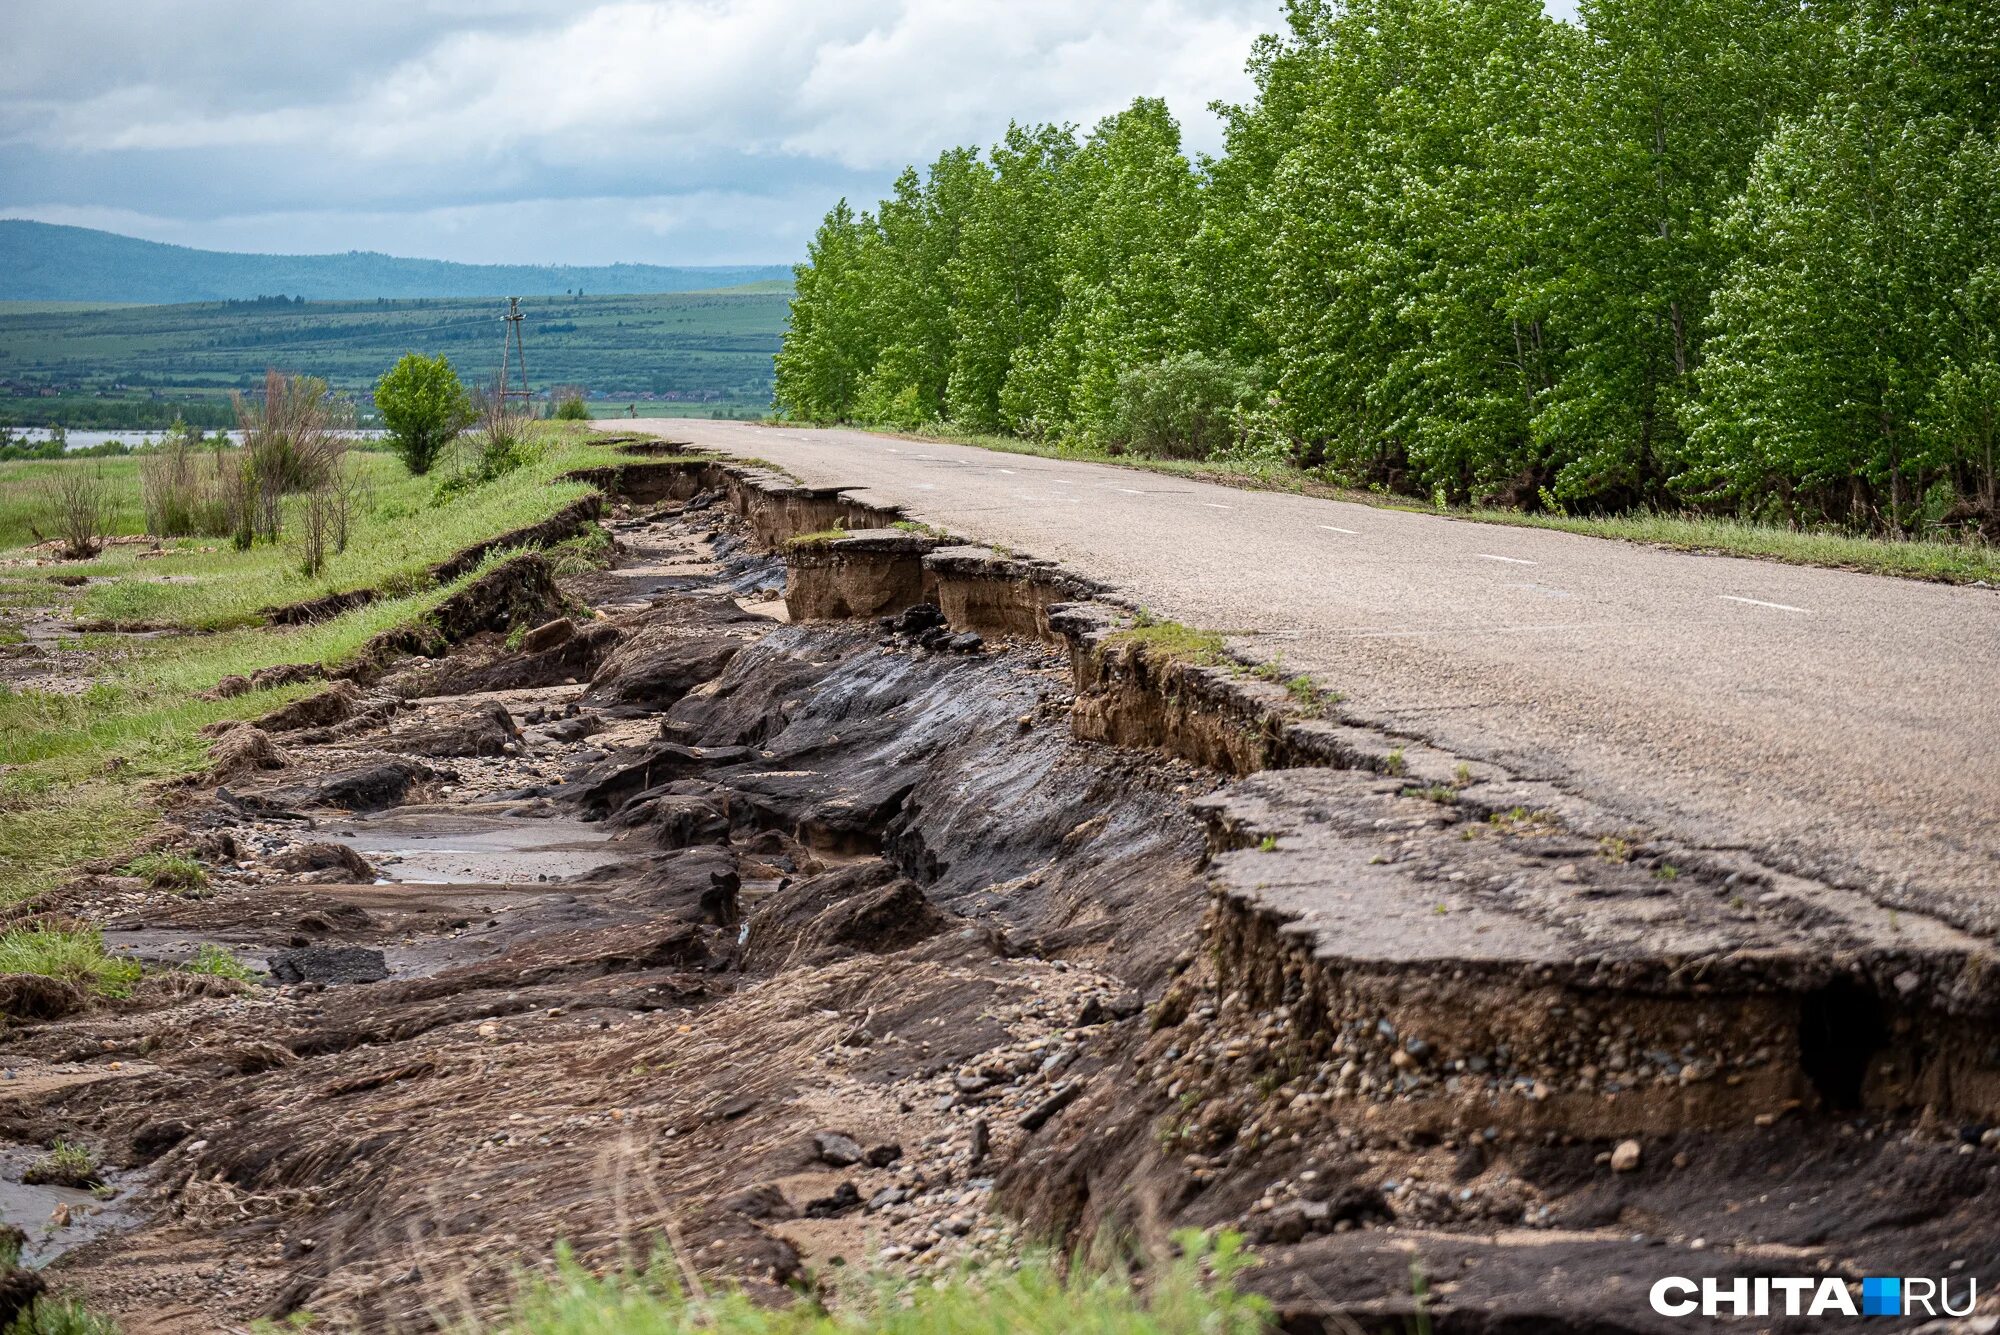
1,427 -> 386,452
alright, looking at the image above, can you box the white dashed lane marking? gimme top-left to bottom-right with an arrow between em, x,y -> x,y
1478,554 -> 1538,566
1320,525 -> 1357,535
1202,503 -> 1233,510
1720,595 -> 1811,614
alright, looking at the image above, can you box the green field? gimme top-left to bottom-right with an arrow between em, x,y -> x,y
0,288 -> 791,425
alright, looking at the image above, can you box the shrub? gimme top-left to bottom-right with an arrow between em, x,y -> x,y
375,353 -> 474,476
549,386 -> 591,421
140,420 -> 231,538
231,369 -> 351,543
1107,354 -> 1259,460
33,466 -> 112,559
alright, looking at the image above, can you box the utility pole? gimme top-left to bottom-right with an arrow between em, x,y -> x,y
498,296 -> 533,415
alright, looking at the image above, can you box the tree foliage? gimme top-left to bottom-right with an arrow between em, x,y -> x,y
375,352 -> 473,476
775,0 -> 2000,535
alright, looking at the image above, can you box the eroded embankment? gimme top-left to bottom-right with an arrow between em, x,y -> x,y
0,439 -> 1995,1334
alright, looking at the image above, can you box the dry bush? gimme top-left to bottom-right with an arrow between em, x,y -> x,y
229,369 -> 353,545
35,466 -> 112,560
140,422 -> 231,537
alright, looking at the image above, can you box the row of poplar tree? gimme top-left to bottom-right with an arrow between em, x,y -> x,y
774,0 -> 1999,535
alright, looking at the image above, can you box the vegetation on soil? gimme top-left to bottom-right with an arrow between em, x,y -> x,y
476,1234 -> 1267,1335
1105,614 -> 1229,667
776,0 -> 2000,550
0,423 -> 613,908
376,352 -> 475,475
0,926 -> 141,997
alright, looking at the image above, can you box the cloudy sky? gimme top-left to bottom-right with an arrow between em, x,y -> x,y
1,1 -> 1576,268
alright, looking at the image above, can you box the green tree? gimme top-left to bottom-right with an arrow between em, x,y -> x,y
1686,1 -> 2000,529
374,352 -> 472,476
1005,99 -> 1204,444
945,123 -> 1076,431
1264,0 -> 1567,501
1531,0 -> 1836,510
775,200 -> 874,421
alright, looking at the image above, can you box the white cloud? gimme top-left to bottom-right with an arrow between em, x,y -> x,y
8,2 -> 1264,168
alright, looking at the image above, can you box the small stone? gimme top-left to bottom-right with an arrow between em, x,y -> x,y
813,1131 -> 864,1166
1610,1140 -> 1642,1173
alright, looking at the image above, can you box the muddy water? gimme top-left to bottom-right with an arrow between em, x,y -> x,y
338,812 -> 624,886
0,1146 -> 136,1265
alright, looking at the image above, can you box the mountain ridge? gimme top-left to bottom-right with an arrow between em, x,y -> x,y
0,220 -> 795,303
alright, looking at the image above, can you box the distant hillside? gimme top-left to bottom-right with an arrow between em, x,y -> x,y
0,221 -> 796,303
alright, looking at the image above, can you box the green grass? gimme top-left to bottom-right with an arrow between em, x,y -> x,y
26,1141 -> 98,1183
1104,612 -> 1229,667
474,1233 -> 1266,1335
53,440 -> 601,630
0,925 -> 141,997
122,852 -> 207,892
0,455 -> 149,548
184,943 -> 257,981
837,424 -> 2000,586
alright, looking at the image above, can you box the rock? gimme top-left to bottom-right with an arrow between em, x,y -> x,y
271,842 -> 375,880
717,1184 -> 795,1221
867,1186 -> 907,1212
203,726 -> 288,785
303,761 -> 434,811
519,618 -> 575,654
864,1142 -> 903,1168
1254,1199 -> 1333,1244
803,1182 -> 862,1218
937,1214 -> 973,1236
969,1117 -> 990,1168
1076,991 -> 1143,1026
1019,1081 -> 1082,1133
265,945 -> 389,985
1610,1139 -> 1642,1173
385,701 -> 521,758
813,1131 -> 864,1167
880,603 -> 946,636
586,622 -> 749,711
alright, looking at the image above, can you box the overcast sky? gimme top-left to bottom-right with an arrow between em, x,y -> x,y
1,1 -> 1578,268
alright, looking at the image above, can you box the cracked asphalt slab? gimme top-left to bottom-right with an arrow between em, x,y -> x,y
594,420 -> 2000,933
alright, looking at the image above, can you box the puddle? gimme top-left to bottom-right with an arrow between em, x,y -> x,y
0,1146 -> 137,1265
338,814 -> 624,886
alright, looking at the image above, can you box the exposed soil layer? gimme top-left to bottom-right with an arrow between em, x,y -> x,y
2,441 -> 1996,1333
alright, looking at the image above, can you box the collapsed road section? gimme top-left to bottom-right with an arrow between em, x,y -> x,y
2,438 -> 1995,1333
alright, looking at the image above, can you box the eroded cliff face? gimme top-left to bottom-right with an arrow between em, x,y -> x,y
6,441 -> 1996,1333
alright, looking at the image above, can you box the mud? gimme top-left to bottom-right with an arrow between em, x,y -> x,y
2,438 -> 1995,1333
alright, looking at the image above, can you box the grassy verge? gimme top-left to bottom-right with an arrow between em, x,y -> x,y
0,425 -> 626,914
472,1234 -> 1266,1335
63,439 -> 601,630
820,423 -> 2000,586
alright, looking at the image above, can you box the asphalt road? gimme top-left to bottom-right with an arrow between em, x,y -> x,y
599,420 -> 2000,931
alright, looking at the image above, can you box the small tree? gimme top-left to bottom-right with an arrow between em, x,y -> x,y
375,353 -> 473,475
549,385 -> 591,420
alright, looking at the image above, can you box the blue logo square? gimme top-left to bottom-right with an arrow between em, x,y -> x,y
1862,1277 -> 1901,1317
